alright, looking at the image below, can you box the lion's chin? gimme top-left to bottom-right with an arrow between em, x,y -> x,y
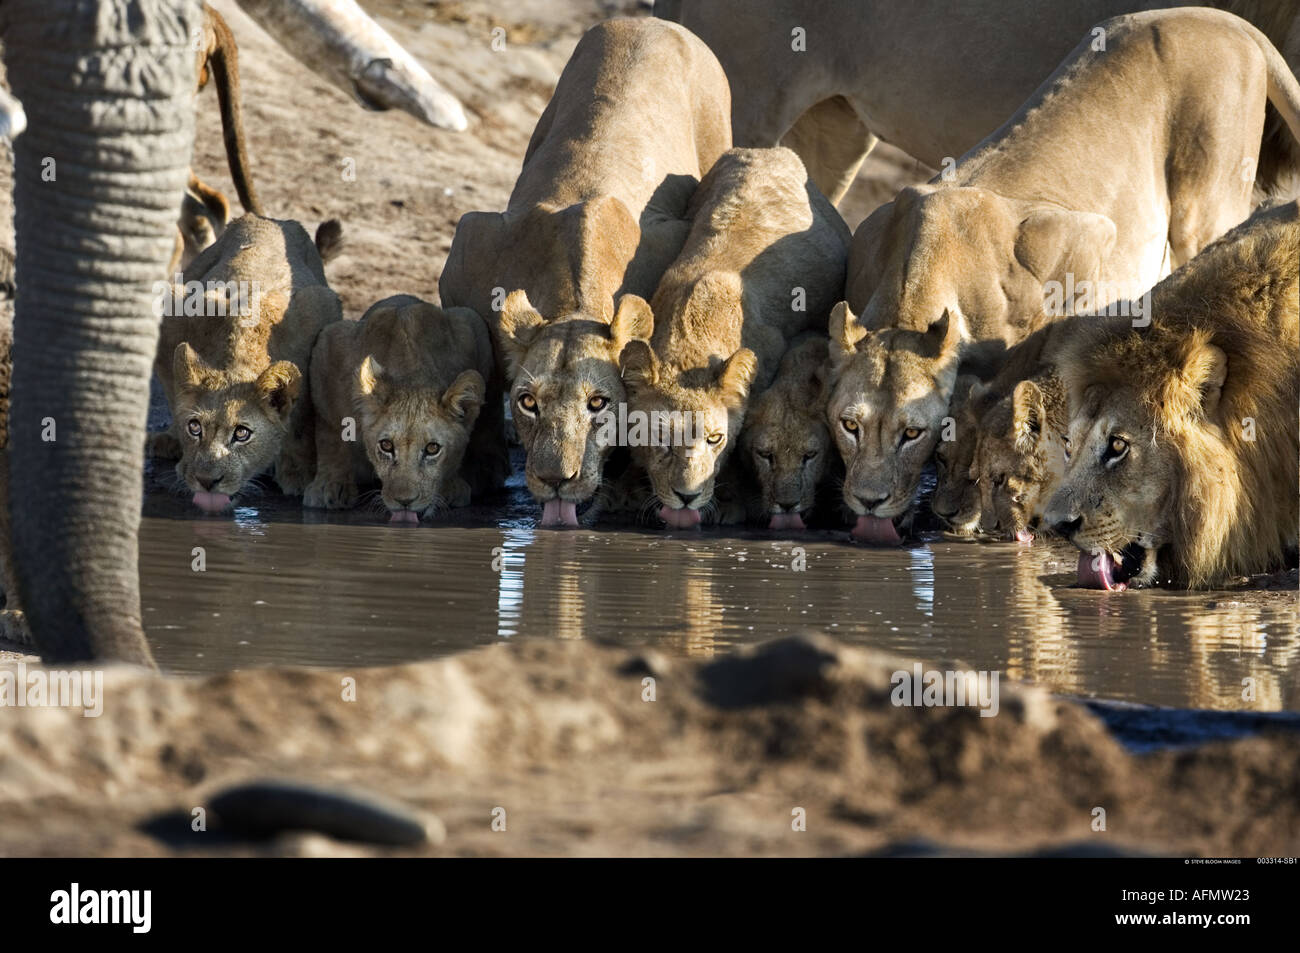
768,511 -> 806,531
540,499 -> 581,528
659,506 -> 702,529
851,515 -> 901,545
192,491 -> 231,514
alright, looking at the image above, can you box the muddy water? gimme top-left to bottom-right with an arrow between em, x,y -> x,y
139,472 -> 1299,712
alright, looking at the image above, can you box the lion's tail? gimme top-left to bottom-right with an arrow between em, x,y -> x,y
206,3 -> 263,216
1240,18 -> 1300,157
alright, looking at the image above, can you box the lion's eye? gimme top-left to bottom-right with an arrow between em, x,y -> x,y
1105,436 -> 1129,462
757,450 -> 774,464
706,433 -> 724,446
231,425 -> 251,444
802,451 -> 817,462
902,427 -> 923,442
841,418 -> 859,435
517,393 -> 538,414
587,395 -> 609,413
187,418 -> 202,438
424,442 -> 441,457
379,439 -> 395,455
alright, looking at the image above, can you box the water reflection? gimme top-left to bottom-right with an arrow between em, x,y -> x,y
138,494 -> 1298,711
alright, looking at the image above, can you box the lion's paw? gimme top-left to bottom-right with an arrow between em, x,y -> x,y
304,476 -> 357,510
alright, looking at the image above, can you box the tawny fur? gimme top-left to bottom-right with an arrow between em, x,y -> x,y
306,295 -> 508,518
153,214 -> 342,504
1046,200 -> 1300,587
619,147 -> 850,520
438,17 -> 732,514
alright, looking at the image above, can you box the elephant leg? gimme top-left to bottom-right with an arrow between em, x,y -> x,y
780,96 -> 879,206
2,0 -> 201,665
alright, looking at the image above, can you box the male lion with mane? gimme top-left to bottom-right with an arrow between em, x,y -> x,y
1045,201 -> 1300,590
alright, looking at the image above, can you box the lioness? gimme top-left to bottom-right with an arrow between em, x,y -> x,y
739,334 -> 835,531
827,9 -> 1300,544
153,214 -> 342,513
306,295 -> 507,523
439,17 -> 731,527
1045,200 -> 1300,589
659,0 -> 1300,204
618,147 -> 851,528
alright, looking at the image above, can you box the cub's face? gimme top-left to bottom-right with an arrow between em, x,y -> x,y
930,396 -> 983,534
619,341 -> 756,528
972,381 -> 1066,542
356,358 -> 484,520
742,401 -> 830,529
173,343 -> 299,512
1044,388 -> 1168,588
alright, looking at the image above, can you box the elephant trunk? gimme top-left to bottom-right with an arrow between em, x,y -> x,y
2,0 -> 201,665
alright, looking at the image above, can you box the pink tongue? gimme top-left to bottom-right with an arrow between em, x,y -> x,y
1015,529 -> 1035,544
1076,550 -> 1125,590
659,505 -> 702,529
389,509 -> 420,525
540,499 -> 580,528
192,491 -> 231,514
852,515 -> 901,544
768,512 -> 806,531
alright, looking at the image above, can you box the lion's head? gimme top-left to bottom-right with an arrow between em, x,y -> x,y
491,289 -> 653,527
930,374 -> 993,535
972,375 -> 1067,542
1044,207 -> 1299,589
825,301 -> 963,543
171,341 -> 300,512
740,336 -> 831,530
353,356 -> 484,522
618,338 -> 756,529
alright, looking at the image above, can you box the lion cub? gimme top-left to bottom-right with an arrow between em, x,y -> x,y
619,147 -> 850,528
153,214 -> 342,513
739,335 -> 836,531
305,295 -> 507,523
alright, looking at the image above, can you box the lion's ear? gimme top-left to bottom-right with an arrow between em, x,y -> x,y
921,308 -> 962,359
1011,379 -> 1045,451
828,301 -> 867,370
356,354 -> 393,406
619,339 -> 659,394
1015,207 -> 1117,295
255,361 -> 301,423
1184,342 -> 1228,420
492,289 -> 547,378
608,294 -> 654,351
716,348 -> 758,409
442,369 -> 485,425
174,342 -> 211,392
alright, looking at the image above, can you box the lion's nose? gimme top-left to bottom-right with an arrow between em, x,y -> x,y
1053,515 -> 1083,538
856,494 -> 888,512
396,496 -> 416,508
200,475 -> 222,491
776,498 -> 798,512
676,490 -> 700,506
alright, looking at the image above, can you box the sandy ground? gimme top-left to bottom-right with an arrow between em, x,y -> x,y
2,634 -> 1298,857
